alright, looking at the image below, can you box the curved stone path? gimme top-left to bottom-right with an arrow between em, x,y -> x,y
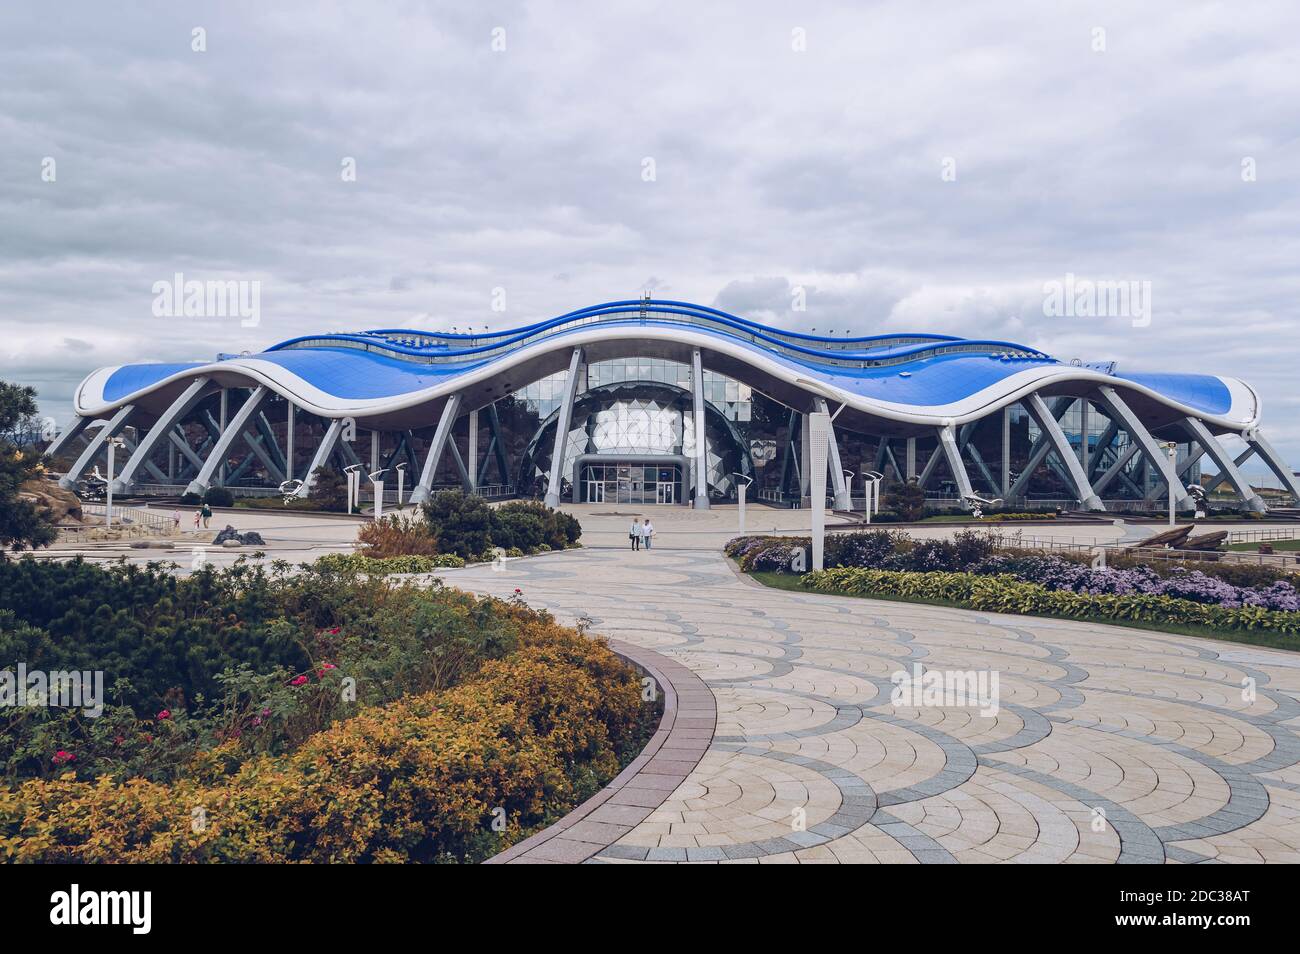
443,548 -> 1300,864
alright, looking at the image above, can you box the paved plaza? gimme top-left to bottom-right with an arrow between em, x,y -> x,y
443,545 -> 1300,864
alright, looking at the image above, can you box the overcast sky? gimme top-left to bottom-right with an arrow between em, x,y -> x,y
3,1 -> 1298,475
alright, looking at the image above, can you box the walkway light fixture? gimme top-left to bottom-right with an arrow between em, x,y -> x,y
733,472 -> 753,535
394,461 -> 407,507
369,468 -> 389,521
105,436 -> 125,529
343,464 -> 362,515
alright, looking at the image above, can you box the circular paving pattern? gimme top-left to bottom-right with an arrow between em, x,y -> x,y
444,547 -> 1300,864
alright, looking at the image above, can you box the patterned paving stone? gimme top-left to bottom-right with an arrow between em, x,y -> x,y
442,546 -> 1300,864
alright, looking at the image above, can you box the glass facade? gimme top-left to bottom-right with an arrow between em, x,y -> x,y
516,381 -> 753,502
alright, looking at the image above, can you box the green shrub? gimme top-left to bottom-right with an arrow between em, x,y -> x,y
314,552 -> 465,574
421,491 -> 493,558
204,486 -> 235,508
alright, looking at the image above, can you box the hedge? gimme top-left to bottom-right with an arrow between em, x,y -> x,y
802,567 -> 1300,636
314,552 -> 466,574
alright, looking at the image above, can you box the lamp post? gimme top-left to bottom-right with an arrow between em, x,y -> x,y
862,470 -> 884,524
842,470 -> 855,512
343,464 -> 361,516
105,437 -> 124,529
1158,441 -> 1178,527
369,469 -> 388,521
394,462 -> 407,508
733,473 -> 753,536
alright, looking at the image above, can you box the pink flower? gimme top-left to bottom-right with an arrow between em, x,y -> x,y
318,663 -> 337,676
290,675 -> 309,686
328,627 -> 340,635
260,708 -> 272,718
514,588 -> 522,594
52,750 -> 75,765
157,709 -> 171,720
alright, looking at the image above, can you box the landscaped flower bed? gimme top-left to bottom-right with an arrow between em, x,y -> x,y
727,529 -> 1300,639
801,567 -> 1300,636
0,555 -> 657,862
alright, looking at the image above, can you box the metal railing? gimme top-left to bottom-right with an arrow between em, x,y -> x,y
80,502 -> 176,533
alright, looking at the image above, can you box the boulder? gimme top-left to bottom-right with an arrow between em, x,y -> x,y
212,525 -> 266,546
18,478 -> 84,526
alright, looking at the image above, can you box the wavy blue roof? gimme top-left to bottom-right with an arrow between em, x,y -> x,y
89,299 -> 1243,422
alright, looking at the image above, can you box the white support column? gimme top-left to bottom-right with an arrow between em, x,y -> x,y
808,410 -> 830,570
1006,397 -> 1073,499
169,428 -> 204,472
185,386 -> 269,496
1094,385 -> 1193,510
43,416 -> 91,460
814,398 -> 851,510
370,430 -> 379,474
295,418 -> 346,498
467,408 -> 479,492
218,389 -> 229,484
1092,442 -> 1141,496
1203,447 -> 1255,494
112,376 -> 211,493
1024,393 -> 1104,510
691,349 -> 710,510
936,424 -> 976,503
410,394 -> 463,505
285,402 -> 296,482
1182,418 -> 1265,512
1079,400 -> 1091,474
906,437 -> 917,481
545,349 -> 584,508
799,414 -> 811,498
1001,405 -> 1012,497
1243,428 -> 1300,503
59,404 -> 135,489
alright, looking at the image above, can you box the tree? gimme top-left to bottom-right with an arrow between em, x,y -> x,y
308,466 -> 351,512
0,380 -> 58,550
884,478 -> 926,523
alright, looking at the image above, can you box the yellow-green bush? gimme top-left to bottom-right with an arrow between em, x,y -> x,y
0,624 -> 653,864
803,567 -> 1300,636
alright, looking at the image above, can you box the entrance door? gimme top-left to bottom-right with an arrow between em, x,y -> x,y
586,480 -> 605,503
657,480 -> 675,505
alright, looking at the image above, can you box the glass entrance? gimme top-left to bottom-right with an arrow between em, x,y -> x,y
580,462 -> 682,504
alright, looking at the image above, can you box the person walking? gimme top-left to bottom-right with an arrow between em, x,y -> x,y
200,502 -> 212,529
629,517 -> 642,551
172,509 -> 181,531
193,510 -> 202,530
642,517 -> 654,549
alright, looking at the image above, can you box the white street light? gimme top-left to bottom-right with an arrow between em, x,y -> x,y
105,437 -> 125,529
1158,441 -> 1178,528
369,468 -> 389,521
733,472 -> 753,536
394,462 -> 407,508
862,470 -> 884,524
842,470 -> 855,511
343,464 -> 362,515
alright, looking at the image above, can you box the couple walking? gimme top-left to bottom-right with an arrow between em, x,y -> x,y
629,517 -> 655,551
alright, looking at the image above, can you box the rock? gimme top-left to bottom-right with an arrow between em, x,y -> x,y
18,477 -> 84,526
212,524 -> 265,546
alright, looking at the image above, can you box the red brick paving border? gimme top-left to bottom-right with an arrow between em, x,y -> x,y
484,639 -> 715,864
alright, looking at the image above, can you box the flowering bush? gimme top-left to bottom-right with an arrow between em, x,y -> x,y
802,567 -> 1300,636
973,554 -> 1299,612
0,623 -> 658,863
